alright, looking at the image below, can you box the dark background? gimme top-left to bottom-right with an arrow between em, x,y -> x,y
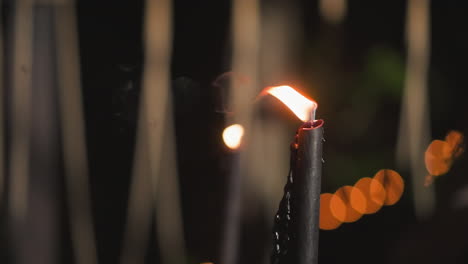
2,1 -> 468,264
76,0 -> 468,263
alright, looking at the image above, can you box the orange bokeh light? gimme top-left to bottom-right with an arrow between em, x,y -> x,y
373,169 -> 404,206
320,170 -> 405,230
329,192 -> 347,223
319,193 -> 343,230
222,124 -> 244,149
445,130 -> 464,157
264,85 -> 317,122
424,130 -> 464,186
332,186 -> 365,223
424,139 -> 452,176
354,177 -> 386,214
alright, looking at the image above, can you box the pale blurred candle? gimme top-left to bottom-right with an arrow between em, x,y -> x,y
220,123 -> 244,264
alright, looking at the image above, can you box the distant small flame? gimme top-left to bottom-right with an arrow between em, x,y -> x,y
223,124 -> 244,149
265,85 -> 317,122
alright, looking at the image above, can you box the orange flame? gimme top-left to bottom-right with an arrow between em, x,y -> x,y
222,124 -> 244,150
265,85 -> 317,122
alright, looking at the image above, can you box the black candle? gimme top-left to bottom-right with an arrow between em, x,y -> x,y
293,120 -> 324,264
266,85 -> 323,264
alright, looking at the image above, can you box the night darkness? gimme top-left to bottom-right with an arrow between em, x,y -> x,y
2,1 -> 468,264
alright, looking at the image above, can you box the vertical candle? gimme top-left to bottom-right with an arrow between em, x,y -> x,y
293,120 -> 324,264
220,124 -> 244,264
265,86 -> 323,264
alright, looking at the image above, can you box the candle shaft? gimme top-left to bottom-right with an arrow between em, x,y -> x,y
293,120 -> 324,264
271,120 -> 324,264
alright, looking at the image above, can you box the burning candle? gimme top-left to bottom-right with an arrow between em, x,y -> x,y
266,85 -> 323,264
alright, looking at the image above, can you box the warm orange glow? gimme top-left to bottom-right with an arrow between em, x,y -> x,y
328,192 -> 347,223
332,186 -> 364,223
349,186 -> 367,214
321,169 -> 405,231
424,131 -> 464,186
445,130 -> 464,157
425,139 -> 452,176
222,124 -> 244,149
354,177 -> 386,214
373,169 -> 404,206
320,169 -> 405,231
265,85 -> 317,122
319,193 -> 343,230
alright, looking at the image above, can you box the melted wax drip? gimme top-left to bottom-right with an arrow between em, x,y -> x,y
270,135 -> 299,264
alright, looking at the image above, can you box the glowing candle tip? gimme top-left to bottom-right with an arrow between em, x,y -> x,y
222,124 -> 244,150
266,85 -> 317,122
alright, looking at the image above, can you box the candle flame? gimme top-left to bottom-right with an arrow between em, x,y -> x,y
222,124 -> 244,150
265,85 -> 317,122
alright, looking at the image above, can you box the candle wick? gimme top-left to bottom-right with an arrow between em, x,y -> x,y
310,106 -> 317,121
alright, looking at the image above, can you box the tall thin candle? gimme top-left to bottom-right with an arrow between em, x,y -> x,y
293,120 -> 324,264
220,124 -> 244,264
267,86 -> 323,264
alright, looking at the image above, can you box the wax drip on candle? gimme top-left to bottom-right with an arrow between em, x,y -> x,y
264,85 -> 322,264
271,121 -> 324,264
271,139 -> 298,264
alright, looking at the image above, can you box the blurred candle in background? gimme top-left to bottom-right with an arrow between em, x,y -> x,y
220,123 -> 244,264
